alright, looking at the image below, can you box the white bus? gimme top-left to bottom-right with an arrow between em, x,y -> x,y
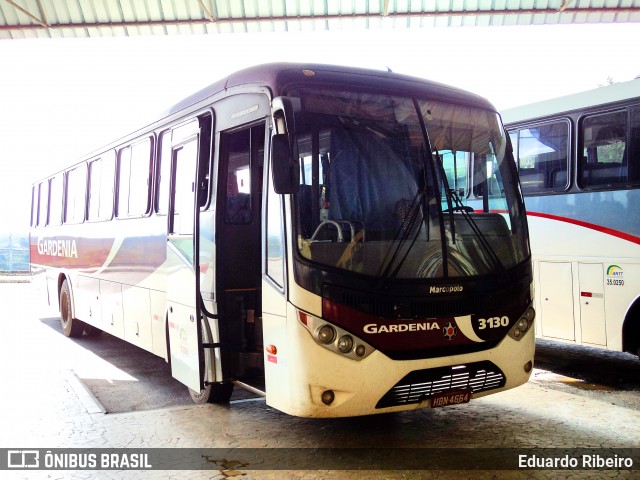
503,79 -> 640,358
30,63 -> 535,417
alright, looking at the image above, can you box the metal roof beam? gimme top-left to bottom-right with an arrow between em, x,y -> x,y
1,6 -> 640,34
4,0 -> 49,28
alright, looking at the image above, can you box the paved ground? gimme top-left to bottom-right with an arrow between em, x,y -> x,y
0,281 -> 638,479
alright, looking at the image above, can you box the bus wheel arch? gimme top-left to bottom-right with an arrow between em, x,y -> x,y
622,297 -> 640,358
59,278 -> 85,338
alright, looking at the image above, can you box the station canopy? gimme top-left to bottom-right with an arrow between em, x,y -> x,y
1,0 -> 640,39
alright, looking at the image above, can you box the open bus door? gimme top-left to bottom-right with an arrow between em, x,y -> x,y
165,128 -> 203,393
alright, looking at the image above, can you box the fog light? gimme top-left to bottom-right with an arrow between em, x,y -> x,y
355,344 -> 366,357
513,328 -> 521,338
524,361 -> 533,373
321,390 -> 335,405
337,335 -> 353,353
317,325 -> 336,344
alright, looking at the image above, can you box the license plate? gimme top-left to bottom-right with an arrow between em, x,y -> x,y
431,388 -> 471,408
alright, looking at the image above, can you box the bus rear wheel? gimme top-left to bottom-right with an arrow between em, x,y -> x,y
59,280 -> 85,338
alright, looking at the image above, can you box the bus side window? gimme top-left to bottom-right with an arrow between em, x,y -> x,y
48,175 -> 63,226
631,105 -> 640,183
156,130 -> 171,215
514,121 -> 569,193
117,138 -> 152,217
100,151 -> 116,220
197,114 -> 213,208
171,139 -> 198,235
580,111 -> 627,188
37,181 -> 48,227
65,164 -> 87,224
266,155 -> 284,288
88,152 -> 116,222
30,185 -> 37,228
88,158 -> 102,221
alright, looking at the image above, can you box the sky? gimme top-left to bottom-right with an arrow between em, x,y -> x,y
1,22 -> 638,234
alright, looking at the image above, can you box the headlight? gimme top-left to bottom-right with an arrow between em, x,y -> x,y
317,325 -> 336,344
298,310 -> 374,360
337,335 -> 354,353
508,305 -> 535,341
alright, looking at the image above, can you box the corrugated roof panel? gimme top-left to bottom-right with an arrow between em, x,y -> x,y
1,0 -> 640,39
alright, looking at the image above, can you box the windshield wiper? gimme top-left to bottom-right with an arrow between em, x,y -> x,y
376,187 -> 427,290
414,100 -> 506,280
446,186 -> 507,276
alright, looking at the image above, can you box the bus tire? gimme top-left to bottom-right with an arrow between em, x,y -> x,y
188,317 -> 234,404
189,381 -> 234,405
59,280 -> 85,338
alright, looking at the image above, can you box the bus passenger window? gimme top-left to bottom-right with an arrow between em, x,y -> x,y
88,159 -> 102,221
65,164 -> 87,224
156,130 -> 172,214
117,138 -> 152,217
513,121 -> 569,193
89,153 -> 116,222
631,105 -> 640,184
37,181 -> 48,227
30,185 -> 37,227
580,111 -> 627,188
48,175 -> 63,226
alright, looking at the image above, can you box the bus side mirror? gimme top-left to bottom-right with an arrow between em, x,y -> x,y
271,96 -> 300,194
271,134 -> 300,194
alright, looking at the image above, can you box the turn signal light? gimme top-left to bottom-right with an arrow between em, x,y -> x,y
266,345 -> 277,355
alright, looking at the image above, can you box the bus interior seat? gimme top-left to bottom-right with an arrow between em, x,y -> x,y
582,163 -> 627,186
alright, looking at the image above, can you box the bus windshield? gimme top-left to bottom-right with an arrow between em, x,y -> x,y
291,88 -> 529,279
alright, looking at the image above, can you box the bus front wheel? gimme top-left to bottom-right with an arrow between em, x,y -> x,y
189,381 -> 234,404
188,317 -> 234,404
59,280 -> 85,338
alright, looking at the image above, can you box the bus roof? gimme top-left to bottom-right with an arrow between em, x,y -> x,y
165,62 -> 496,116
502,78 -> 640,126
34,63 -> 498,183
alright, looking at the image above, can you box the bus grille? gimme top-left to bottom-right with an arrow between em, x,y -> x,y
376,361 -> 506,409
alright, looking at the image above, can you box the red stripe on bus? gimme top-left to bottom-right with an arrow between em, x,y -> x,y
527,211 -> 640,246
